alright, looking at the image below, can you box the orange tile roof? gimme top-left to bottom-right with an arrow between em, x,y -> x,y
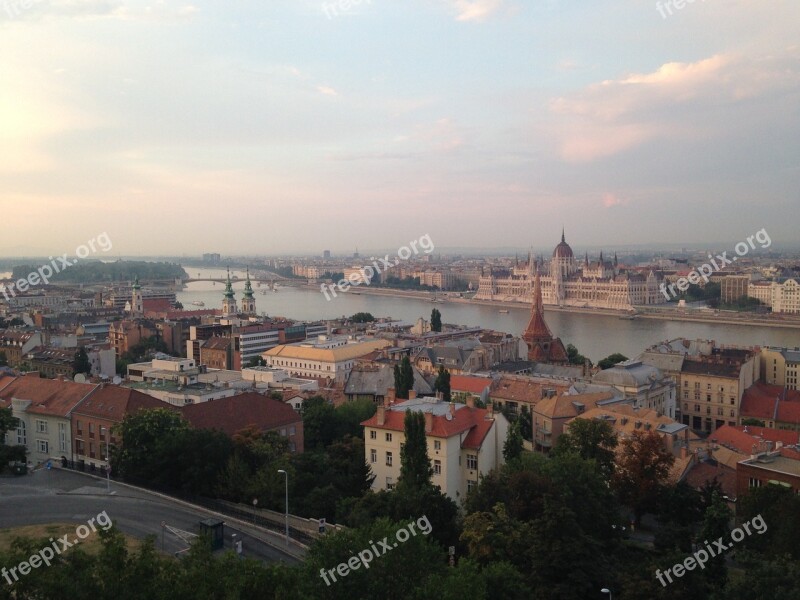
534,392 -> 615,419
0,377 -> 97,417
741,382 -> 800,423
450,375 -> 493,395
490,377 -> 569,404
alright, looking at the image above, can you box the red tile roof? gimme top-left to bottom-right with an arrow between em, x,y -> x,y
685,462 -> 737,499
181,392 -> 301,436
73,385 -> 173,420
361,403 -> 497,449
0,377 -> 97,417
710,424 -> 800,455
450,375 -> 493,395
741,382 -> 800,423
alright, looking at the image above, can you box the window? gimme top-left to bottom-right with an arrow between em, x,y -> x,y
694,404 -> 700,412
730,409 -> 735,417
434,440 -> 441,451
385,433 -> 393,442
76,420 -> 82,435
370,430 -> 377,440
36,420 -> 47,434
37,440 -> 48,454
16,421 -> 26,445
370,449 -> 377,463
386,451 -> 393,466
706,395 -> 711,402
386,477 -> 394,491
289,426 -> 296,435
280,428 -> 287,436
466,454 -> 477,470
467,479 -> 477,493
683,391 -> 688,399
58,423 -> 67,452
434,459 -> 441,475
749,477 -> 762,488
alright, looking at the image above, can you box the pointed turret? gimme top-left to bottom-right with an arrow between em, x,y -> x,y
241,268 -> 256,315
522,267 -> 568,365
222,268 -> 238,316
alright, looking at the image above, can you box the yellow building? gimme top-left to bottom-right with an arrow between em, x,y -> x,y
761,347 -> 800,391
264,337 -> 391,383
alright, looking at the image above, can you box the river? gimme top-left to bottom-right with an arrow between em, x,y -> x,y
175,269 -> 799,362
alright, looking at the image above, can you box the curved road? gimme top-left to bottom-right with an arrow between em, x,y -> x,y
0,469 -> 299,565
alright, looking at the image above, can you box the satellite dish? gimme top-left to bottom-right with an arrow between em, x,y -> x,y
74,374 -> 87,383
112,376 -> 122,385
445,412 -> 453,421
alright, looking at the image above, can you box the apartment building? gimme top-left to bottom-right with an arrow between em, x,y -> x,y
592,360 -> 677,419
264,337 -> 391,383
361,397 -> 509,501
761,347 -> 800,391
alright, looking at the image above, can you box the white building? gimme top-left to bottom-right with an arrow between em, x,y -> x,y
361,397 -> 510,501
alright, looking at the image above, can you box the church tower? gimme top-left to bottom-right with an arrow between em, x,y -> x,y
522,267 -> 569,365
241,268 -> 256,315
130,275 -> 143,316
222,268 -> 238,317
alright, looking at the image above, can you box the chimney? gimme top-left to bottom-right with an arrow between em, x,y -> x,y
466,397 -> 475,408
386,387 -> 396,405
424,411 -> 433,433
377,405 -> 386,426
449,402 -> 456,417
409,390 -> 417,400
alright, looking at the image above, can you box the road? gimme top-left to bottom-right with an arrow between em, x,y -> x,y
0,469 -> 299,565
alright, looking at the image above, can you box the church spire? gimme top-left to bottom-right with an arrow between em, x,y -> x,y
223,268 -> 235,299
561,227 -> 565,244
243,268 -> 254,298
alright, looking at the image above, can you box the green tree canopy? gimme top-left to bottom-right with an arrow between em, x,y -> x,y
72,347 -> 91,376
597,353 -> 629,370
431,308 -> 442,332
434,365 -> 451,402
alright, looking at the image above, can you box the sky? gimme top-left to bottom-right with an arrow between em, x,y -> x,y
0,0 -> 798,256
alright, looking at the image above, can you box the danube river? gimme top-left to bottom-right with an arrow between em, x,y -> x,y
176,269 -> 800,362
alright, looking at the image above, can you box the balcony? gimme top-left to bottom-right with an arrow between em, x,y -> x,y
534,429 -> 552,448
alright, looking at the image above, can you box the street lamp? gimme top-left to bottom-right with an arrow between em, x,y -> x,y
100,427 -> 110,493
601,588 -> 612,600
277,469 -> 289,546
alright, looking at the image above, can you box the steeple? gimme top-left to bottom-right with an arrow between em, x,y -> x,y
132,275 -> 140,290
222,267 -> 238,316
599,250 -> 604,266
243,268 -> 254,298
522,267 -> 569,365
561,227 -> 566,244
614,252 -> 619,267
241,268 -> 256,315
584,252 -> 589,268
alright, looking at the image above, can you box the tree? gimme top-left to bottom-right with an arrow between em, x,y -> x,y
394,355 -> 414,400
112,408 -> 188,483
566,344 -> 590,367
0,406 -> 26,473
350,312 -> 375,323
431,308 -> 442,332
398,411 -> 433,491
597,353 -> 628,370
72,347 -> 92,376
434,365 -> 451,402
552,418 -> 618,479
503,420 -> 524,462
173,301 -> 184,309
301,396 -> 337,450
698,492 -> 731,590
611,430 -> 675,526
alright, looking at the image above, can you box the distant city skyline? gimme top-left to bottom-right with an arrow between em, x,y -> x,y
1,1 -> 798,255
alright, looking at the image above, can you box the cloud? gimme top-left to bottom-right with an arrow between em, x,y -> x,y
548,49 -> 800,162
316,85 -> 339,97
602,193 -> 625,208
446,0 -> 503,22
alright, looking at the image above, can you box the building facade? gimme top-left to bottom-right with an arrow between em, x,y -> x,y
475,230 -> 667,309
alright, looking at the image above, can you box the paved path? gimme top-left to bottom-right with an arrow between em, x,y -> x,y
0,469 -> 299,565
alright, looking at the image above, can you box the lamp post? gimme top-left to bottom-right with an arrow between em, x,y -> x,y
277,469 -> 289,547
101,427 -> 110,493
601,588 -> 612,600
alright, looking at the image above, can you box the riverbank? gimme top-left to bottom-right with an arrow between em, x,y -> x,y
303,282 -> 800,330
